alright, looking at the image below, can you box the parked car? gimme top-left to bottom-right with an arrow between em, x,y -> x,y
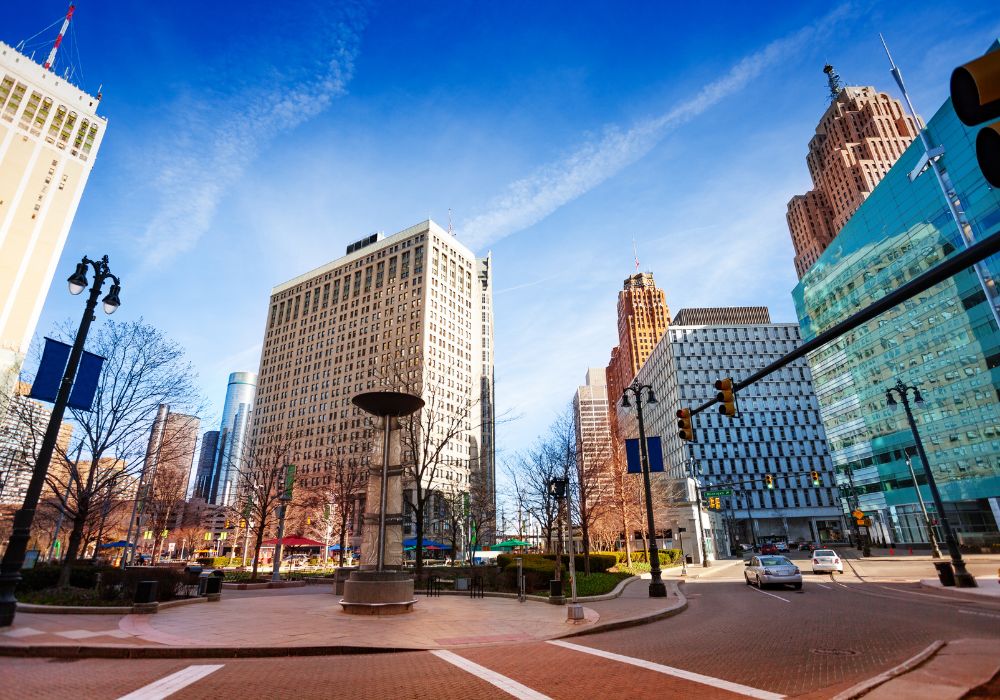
759,543 -> 778,555
811,549 -> 843,574
798,542 -> 818,552
745,555 -> 802,590
775,541 -> 789,552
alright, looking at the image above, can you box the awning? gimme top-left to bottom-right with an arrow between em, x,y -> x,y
494,538 -> 531,548
97,540 -> 135,549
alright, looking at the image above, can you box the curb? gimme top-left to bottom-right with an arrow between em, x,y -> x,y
414,576 -> 641,603
829,640 -> 945,700
564,582 -> 687,639
16,596 -> 208,615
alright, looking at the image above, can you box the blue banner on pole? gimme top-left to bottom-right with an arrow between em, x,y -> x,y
68,350 -> 104,411
28,338 -> 70,403
27,337 -> 104,412
625,436 -> 665,474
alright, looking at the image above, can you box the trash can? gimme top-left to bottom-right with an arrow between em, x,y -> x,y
934,561 -> 955,586
204,575 -> 222,595
134,580 -> 158,604
685,554 -> 694,565
549,579 -> 562,597
183,565 -> 203,586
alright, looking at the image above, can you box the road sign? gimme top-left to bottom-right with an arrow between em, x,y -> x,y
703,488 -> 732,498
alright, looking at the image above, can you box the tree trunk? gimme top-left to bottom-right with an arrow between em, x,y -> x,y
579,497 -> 592,576
59,501 -> 90,587
251,526 -> 266,580
621,498 -> 633,566
414,506 -> 425,575
338,508 -> 348,567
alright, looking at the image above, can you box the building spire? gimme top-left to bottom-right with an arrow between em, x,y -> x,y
823,63 -> 843,103
43,3 -> 75,72
633,237 -> 640,272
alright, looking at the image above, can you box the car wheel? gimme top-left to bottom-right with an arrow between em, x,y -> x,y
756,575 -> 762,588
745,574 -> 751,585
793,583 -> 802,590
812,569 -> 818,575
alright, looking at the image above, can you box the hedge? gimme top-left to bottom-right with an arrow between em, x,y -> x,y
17,564 -> 114,592
539,553 -> 616,573
16,564 -> 185,602
595,549 -> 683,567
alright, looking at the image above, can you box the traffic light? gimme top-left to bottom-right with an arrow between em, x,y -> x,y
765,474 -> 774,489
810,470 -> 821,486
677,408 -> 696,442
708,497 -> 721,510
951,50 -> 1000,187
715,378 -> 737,418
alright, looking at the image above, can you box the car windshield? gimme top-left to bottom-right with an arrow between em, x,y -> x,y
759,556 -> 790,566
814,550 -> 836,557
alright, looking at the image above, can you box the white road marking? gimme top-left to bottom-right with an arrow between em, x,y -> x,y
749,586 -> 791,603
835,582 -> 850,589
430,650 -> 552,700
815,583 -> 832,590
116,665 -> 224,700
548,640 -> 785,699
877,586 -> 980,603
958,609 -> 1000,619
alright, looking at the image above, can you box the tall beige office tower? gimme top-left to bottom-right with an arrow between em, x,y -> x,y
574,368 -> 613,513
251,220 -> 495,546
786,66 -> 918,278
0,42 -> 107,403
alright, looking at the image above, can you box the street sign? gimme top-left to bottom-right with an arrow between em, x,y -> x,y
703,488 -> 732,498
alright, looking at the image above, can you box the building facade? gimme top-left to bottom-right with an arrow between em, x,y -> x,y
476,254 -> 496,542
793,82 -> 1000,547
0,382 -> 72,506
251,220 -> 495,548
192,430 -> 219,500
786,82 -> 918,278
204,372 -> 256,507
0,43 -> 107,403
574,368 -> 613,513
631,309 -> 842,548
140,405 -> 200,505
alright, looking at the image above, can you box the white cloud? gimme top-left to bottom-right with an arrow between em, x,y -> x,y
136,4 -> 369,268
460,4 -> 852,250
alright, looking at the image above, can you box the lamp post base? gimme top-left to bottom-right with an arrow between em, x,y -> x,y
648,580 -> 667,598
954,568 -> 979,588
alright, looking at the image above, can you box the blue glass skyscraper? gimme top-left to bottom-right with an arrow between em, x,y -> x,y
203,372 -> 257,506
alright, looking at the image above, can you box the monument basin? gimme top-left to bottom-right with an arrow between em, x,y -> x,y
340,570 -> 416,615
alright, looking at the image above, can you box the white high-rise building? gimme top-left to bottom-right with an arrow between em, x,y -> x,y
574,368 -> 613,513
251,220 -> 495,546
0,42 -> 107,402
627,307 -> 843,555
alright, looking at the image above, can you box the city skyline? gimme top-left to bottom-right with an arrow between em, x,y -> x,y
2,2 -> 997,462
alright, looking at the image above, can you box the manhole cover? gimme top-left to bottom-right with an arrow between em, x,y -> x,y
811,648 -> 860,656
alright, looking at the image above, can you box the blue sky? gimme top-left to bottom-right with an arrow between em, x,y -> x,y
4,1 -> 998,468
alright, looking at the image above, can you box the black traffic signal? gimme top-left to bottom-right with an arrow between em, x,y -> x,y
810,470 -> 821,486
677,408 -> 695,442
715,378 -> 737,417
951,50 -> 1000,187
765,474 -> 774,489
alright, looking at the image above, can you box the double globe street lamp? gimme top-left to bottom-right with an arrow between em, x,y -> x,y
886,379 -> 976,588
0,255 -> 121,627
621,380 -> 667,598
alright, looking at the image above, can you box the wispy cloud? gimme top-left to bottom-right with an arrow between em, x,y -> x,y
137,3 -> 369,267
460,4 -> 851,250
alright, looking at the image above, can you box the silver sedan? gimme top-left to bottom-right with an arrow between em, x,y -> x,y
744,555 -> 803,590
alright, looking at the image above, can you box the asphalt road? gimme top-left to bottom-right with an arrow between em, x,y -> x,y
3,556 -> 998,699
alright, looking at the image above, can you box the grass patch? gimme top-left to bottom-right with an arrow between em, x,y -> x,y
18,586 -> 127,607
612,561 -> 682,575
567,571 -> 634,597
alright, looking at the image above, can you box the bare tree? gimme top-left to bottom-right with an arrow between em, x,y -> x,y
466,465 -> 496,560
506,441 -> 560,553
43,320 -> 202,585
322,456 -> 364,566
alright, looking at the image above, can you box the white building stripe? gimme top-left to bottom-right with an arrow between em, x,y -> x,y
430,650 -> 552,700
548,640 -> 785,700
115,665 -> 224,700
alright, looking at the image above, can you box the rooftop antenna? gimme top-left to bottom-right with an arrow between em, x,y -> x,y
43,3 -> 75,72
632,237 -> 640,272
823,63 -> 843,102
879,33 -> 1000,331
448,208 -> 454,236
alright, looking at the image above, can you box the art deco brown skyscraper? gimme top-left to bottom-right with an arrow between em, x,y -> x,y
787,69 -> 920,278
605,272 -> 670,415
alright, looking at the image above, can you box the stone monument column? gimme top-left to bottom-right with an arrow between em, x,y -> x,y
360,416 -> 405,569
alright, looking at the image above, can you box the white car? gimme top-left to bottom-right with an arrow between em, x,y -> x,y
811,549 -> 843,574
744,555 -> 802,590
775,541 -> 789,552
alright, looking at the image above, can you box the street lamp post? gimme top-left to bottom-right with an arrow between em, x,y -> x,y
0,255 -> 121,627
886,379 -> 977,587
904,450 -> 942,558
621,379 -> 667,598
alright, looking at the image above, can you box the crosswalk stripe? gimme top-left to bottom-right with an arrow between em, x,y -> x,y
548,640 -> 785,700
430,650 -> 552,700
116,665 -> 224,700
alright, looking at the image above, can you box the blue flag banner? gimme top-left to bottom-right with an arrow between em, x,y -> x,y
625,436 -> 665,474
68,350 -> 104,411
28,338 -> 71,403
28,337 -> 105,412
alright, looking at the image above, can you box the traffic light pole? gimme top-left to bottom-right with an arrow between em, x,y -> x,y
685,445 -> 710,567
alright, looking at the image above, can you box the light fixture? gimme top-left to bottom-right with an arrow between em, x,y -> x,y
646,387 -> 658,404
102,283 -> 121,314
67,263 -> 88,295
914,388 -> 924,405
621,392 -> 631,408
886,391 -> 898,408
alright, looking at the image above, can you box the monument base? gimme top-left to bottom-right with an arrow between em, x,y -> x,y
340,570 -> 416,616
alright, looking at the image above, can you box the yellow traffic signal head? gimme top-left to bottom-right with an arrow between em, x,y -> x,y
951,50 -> 1000,187
676,408 -> 695,441
811,470 -> 821,486
715,377 -> 737,417
765,474 -> 774,489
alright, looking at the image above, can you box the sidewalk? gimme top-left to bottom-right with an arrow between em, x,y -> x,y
0,576 -> 687,658
919,576 -> 1000,599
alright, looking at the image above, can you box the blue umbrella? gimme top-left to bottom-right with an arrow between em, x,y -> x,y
97,540 -> 135,549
